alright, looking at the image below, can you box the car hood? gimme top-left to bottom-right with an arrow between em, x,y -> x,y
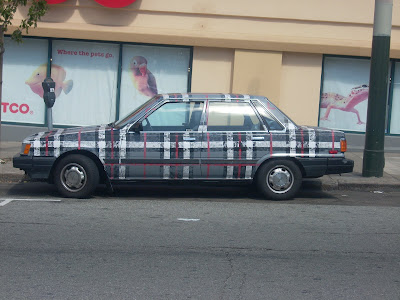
22,125 -> 111,143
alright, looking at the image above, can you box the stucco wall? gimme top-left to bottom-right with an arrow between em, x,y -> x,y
231,50 -> 282,106
8,0 -> 395,130
280,53 -> 323,126
11,0 -> 400,57
192,47 -> 323,127
191,47 -> 234,93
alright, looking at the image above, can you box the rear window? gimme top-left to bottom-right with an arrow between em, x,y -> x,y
207,102 -> 262,131
252,101 -> 284,131
256,98 -> 296,127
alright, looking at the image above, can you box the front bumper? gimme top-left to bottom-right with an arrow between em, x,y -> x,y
299,157 -> 354,178
13,154 -> 56,180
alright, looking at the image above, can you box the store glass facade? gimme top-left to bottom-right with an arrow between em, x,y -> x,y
390,62 -> 400,134
319,56 -> 370,132
319,55 -> 399,135
2,37 -> 192,127
3,38 -> 49,125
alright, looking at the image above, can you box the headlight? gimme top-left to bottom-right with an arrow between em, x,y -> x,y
20,143 -> 32,155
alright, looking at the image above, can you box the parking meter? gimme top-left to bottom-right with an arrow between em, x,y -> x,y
42,77 -> 56,108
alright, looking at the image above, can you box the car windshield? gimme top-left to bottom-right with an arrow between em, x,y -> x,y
258,98 -> 297,127
114,96 -> 160,128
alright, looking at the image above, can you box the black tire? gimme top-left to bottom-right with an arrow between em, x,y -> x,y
54,154 -> 99,198
256,159 -> 302,200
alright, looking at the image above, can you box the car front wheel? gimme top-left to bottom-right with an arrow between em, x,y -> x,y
257,159 -> 302,200
54,154 -> 99,198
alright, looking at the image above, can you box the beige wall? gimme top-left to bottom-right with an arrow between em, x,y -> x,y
8,0 -> 387,126
11,0 -> 400,58
192,48 -> 323,127
280,53 -> 323,126
191,47 -> 234,93
231,50 -> 282,106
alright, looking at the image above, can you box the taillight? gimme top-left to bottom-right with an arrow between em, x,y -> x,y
340,138 -> 347,152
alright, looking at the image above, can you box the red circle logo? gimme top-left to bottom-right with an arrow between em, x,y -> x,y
94,0 -> 137,8
45,0 -> 137,7
46,0 -> 67,3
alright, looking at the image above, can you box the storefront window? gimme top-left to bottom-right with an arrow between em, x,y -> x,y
119,44 -> 190,118
2,37 -> 191,128
51,40 -> 119,126
390,62 -> 400,134
319,56 -> 370,132
3,37 -> 48,124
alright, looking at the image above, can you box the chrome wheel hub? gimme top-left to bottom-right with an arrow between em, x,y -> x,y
61,163 -> 87,192
267,166 -> 293,193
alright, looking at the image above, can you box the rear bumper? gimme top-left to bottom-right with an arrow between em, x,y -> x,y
326,157 -> 354,175
299,157 -> 354,178
13,154 -> 56,180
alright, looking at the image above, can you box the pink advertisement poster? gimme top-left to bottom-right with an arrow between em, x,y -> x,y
319,56 -> 371,132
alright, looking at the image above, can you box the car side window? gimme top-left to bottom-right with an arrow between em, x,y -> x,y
252,101 -> 284,131
207,102 -> 262,131
142,101 -> 204,131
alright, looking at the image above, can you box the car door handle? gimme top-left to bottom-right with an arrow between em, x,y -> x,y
252,137 -> 264,141
183,137 -> 196,141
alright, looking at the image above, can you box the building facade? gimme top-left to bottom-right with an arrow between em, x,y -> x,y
2,0 -> 400,148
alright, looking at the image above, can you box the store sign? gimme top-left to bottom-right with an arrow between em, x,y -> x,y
1,102 -> 30,114
46,0 -> 137,8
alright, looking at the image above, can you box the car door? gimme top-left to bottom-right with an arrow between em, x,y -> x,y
201,100 -> 268,180
122,100 -> 204,180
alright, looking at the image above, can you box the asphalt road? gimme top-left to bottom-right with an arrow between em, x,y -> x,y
1,183 -> 400,300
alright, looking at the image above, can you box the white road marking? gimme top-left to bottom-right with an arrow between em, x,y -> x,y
0,198 -> 62,207
177,218 -> 200,222
0,199 -> 13,206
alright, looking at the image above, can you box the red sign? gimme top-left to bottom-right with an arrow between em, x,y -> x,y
46,0 -> 67,3
1,102 -> 30,114
46,0 -> 137,8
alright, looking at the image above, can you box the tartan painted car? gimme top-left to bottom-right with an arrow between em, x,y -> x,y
13,93 -> 354,200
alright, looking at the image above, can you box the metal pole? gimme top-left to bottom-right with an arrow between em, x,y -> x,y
362,0 -> 393,177
46,41 -> 53,131
47,107 -> 53,131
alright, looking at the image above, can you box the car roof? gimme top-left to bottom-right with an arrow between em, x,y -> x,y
158,93 -> 267,101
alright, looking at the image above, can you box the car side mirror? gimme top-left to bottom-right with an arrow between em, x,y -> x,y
131,122 -> 143,133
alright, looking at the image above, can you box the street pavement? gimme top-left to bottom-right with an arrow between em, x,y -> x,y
1,191 -> 400,299
1,141 -> 400,192
1,141 -> 400,300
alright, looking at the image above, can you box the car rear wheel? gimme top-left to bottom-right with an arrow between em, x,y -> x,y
257,159 -> 302,200
54,154 -> 99,198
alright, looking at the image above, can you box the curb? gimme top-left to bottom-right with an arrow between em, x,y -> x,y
331,182 -> 400,191
302,178 -> 400,192
0,174 -> 28,183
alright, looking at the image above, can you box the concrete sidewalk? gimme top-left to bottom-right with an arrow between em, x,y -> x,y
1,141 -> 400,191
305,151 -> 400,191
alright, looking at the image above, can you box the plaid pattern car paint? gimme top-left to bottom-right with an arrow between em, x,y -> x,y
22,93 -> 346,181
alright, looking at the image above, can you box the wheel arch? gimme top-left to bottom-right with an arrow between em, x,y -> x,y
49,150 -> 108,184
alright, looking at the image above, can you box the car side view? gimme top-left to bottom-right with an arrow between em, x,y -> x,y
13,93 -> 354,200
